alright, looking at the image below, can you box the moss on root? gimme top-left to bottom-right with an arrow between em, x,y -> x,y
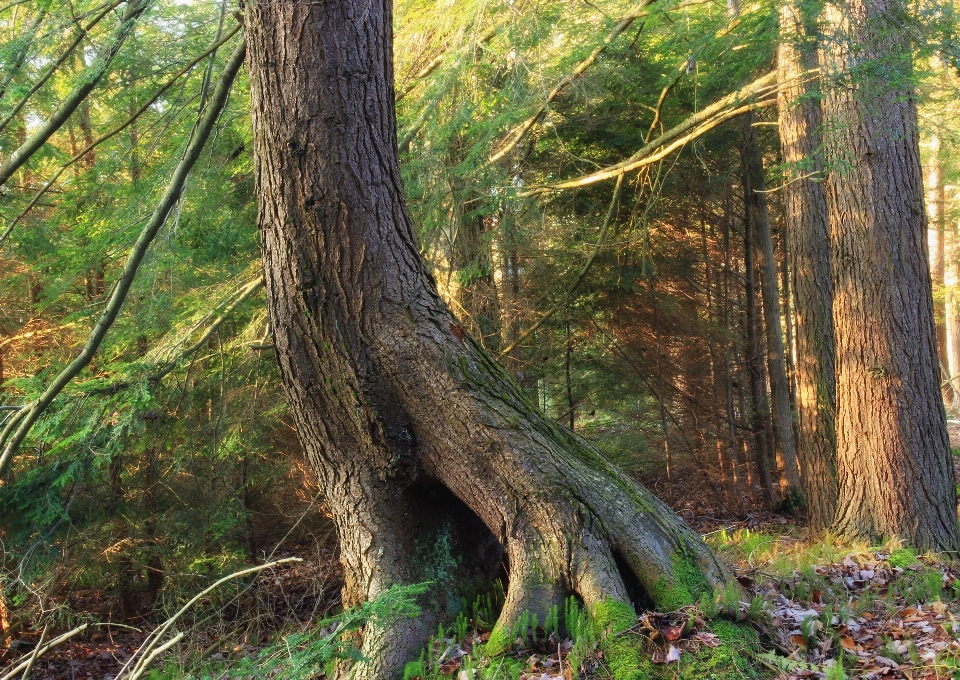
594,599 -> 644,680
482,625 -> 511,657
649,552 -> 714,612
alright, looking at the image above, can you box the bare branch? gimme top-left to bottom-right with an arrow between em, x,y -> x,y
520,71 -> 778,195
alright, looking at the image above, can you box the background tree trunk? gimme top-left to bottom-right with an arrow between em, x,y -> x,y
777,0 -> 838,531
820,0 -> 960,551
741,114 -> 802,501
244,0 -> 731,676
927,136 -> 952,404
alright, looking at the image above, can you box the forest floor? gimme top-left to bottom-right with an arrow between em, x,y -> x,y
6,443 -> 960,679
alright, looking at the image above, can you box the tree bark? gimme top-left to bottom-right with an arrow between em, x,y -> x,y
777,0 -> 838,530
244,0 -> 731,675
820,0 -> 960,550
741,113 -> 803,502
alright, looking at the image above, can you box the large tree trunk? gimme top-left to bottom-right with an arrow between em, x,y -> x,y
741,114 -> 803,502
776,0 -> 838,531
244,0 -> 730,676
820,0 -> 960,550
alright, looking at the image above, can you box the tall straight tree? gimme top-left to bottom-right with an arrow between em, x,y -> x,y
741,116 -> 803,501
820,0 -> 960,550
244,0 -> 731,677
777,0 -> 838,531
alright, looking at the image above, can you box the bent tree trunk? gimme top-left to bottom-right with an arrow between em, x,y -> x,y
821,0 -> 960,551
245,0 -> 729,676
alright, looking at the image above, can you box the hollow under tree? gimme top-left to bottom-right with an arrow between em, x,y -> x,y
244,0 -> 732,677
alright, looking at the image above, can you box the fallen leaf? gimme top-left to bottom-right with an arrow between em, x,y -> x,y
692,632 -> 721,647
661,625 -> 684,642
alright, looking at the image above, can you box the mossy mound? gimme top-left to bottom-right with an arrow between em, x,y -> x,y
606,620 -> 768,680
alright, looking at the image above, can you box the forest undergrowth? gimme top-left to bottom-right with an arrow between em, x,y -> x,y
6,453 -> 960,680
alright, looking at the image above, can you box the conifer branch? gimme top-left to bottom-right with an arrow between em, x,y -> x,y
0,0 -> 122,136
149,276 -> 264,383
0,6 -> 47,104
396,13 -> 510,102
0,0 -> 150,188
498,173 -> 624,359
487,0 -> 663,164
0,23 -> 243,243
0,40 -> 247,480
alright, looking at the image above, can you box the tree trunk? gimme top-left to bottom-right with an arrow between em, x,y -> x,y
777,0 -> 838,531
741,113 -> 803,502
742,199 -> 779,507
722,199 -> 745,510
927,136 -> 952,404
244,0 -> 731,676
820,0 -> 960,550
947,214 -> 960,406
453,212 -> 502,351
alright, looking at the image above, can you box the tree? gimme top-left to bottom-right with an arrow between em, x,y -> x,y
740,114 -> 802,502
776,0 -> 838,531
244,0 -> 731,676
820,0 -> 960,550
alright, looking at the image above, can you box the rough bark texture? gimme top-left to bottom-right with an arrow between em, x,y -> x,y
244,0 -> 730,676
741,114 -> 803,500
777,1 -> 838,531
821,0 -> 960,551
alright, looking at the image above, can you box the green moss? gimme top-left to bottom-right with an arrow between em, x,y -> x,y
482,624 -> 511,656
889,547 -> 917,569
593,598 -> 637,634
594,599 -> 644,680
632,620 -> 765,680
650,552 -> 713,612
402,660 -> 425,680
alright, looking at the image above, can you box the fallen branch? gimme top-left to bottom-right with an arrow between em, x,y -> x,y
115,558 -> 301,680
0,624 -> 88,680
520,71 -> 777,195
125,633 -> 184,680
